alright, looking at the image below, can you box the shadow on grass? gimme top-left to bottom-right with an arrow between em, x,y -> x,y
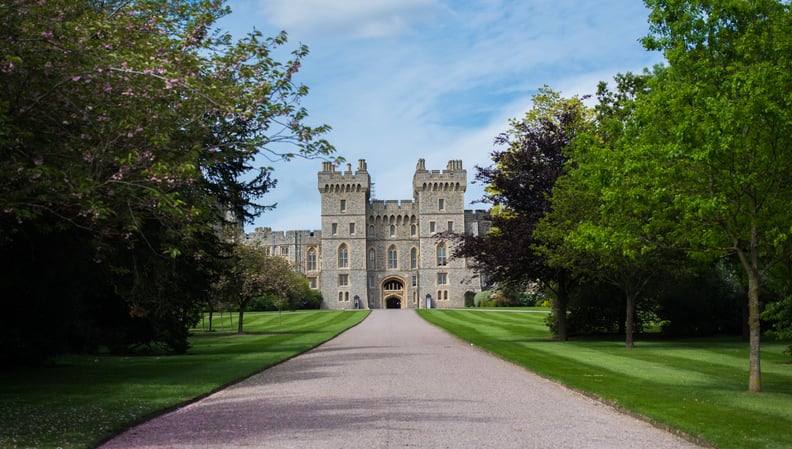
190,330 -> 322,338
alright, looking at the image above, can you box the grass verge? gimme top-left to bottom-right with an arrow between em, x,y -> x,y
418,308 -> 792,449
0,310 -> 368,449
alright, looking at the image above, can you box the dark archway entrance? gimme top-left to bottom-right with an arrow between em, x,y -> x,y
381,277 -> 405,309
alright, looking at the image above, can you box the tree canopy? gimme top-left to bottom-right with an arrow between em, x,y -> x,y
0,0 -> 337,358
446,87 -> 590,340
637,0 -> 792,392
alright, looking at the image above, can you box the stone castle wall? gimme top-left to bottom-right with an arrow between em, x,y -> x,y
246,158 -> 490,310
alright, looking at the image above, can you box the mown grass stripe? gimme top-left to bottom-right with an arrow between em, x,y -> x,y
0,310 -> 369,449
418,308 -> 792,449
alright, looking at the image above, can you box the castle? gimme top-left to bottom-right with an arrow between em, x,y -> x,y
244,159 -> 491,309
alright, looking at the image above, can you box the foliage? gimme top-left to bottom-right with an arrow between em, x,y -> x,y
763,296 -> 792,356
655,260 -> 743,337
231,243 -> 304,333
446,87 -> 590,337
419,309 -> 792,449
0,1 -> 336,358
637,0 -> 792,391
536,70 -> 687,348
0,310 -> 368,449
473,290 -> 491,307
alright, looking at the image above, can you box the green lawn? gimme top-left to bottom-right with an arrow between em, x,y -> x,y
0,310 -> 368,449
418,308 -> 792,449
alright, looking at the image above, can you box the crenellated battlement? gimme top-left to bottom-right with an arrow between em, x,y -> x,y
318,160 -> 371,194
246,227 -> 321,244
413,159 -> 466,194
368,199 -> 417,213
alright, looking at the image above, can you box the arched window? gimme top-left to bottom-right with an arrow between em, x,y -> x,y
338,243 -> 349,268
410,247 -> 418,269
388,245 -> 398,269
411,224 -> 417,236
307,247 -> 317,271
389,224 -> 396,236
436,242 -> 447,266
368,248 -> 376,269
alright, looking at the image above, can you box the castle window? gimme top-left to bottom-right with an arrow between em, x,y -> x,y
338,243 -> 349,268
429,221 -> 436,233
436,243 -> 447,266
340,199 -> 346,212
332,222 -> 338,235
437,273 -> 448,285
388,245 -> 398,269
410,247 -> 418,269
411,224 -> 417,236
412,275 -> 417,287
439,198 -> 444,210
338,274 -> 349,286
307,247 -> 317,271
280,246 -> 289,256
448,221 -> 454,233
368,248 -> 376,269
308,277 -> 317,289
349,222 -> 356,235
389,224 -> 396,237
339,292 -> 344,302
369,225 -> 374,235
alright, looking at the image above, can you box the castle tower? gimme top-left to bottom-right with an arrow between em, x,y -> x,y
318,160 -> 371,309
413,159 -> 468,308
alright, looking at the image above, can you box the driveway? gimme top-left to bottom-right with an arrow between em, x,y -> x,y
100,310 -> 707,449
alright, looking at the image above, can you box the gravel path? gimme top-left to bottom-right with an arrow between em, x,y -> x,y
100,310 -> 708,449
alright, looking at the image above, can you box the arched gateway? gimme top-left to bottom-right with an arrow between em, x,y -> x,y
382,277 -> 405,309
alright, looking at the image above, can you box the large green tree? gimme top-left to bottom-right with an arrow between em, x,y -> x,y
536,71 -> 688,348
446,88 -> 590,340
636,0 -> 792,392
0,0 -> 336,357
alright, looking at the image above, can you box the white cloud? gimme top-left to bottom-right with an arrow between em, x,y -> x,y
256,0 -> 439,39
219,0 -> 665,232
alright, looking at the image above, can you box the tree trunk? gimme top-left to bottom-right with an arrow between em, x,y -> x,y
747,269 -> 762,392
208,307 -> 214,332
625,291 -> 635,349
553,276 -> 570,341
237,304 -> 245,334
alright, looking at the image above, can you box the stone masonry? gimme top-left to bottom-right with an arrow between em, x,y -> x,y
245,159 -> 490,309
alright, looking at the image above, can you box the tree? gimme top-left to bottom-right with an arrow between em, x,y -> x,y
233,244 -> 303,333
0,0 -> 337,357
537,70 -> 688,348
637,0 -> 792,392
445,87 -> 590,340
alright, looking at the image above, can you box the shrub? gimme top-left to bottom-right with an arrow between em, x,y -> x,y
473,290 -> 492,307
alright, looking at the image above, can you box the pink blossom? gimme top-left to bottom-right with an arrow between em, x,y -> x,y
34,157 -> 43,166
41,31 -> 53,39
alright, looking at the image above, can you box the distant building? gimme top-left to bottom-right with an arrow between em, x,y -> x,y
245,159 -> 490,309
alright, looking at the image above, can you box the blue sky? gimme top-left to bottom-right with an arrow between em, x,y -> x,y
219,0 -> 665,232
